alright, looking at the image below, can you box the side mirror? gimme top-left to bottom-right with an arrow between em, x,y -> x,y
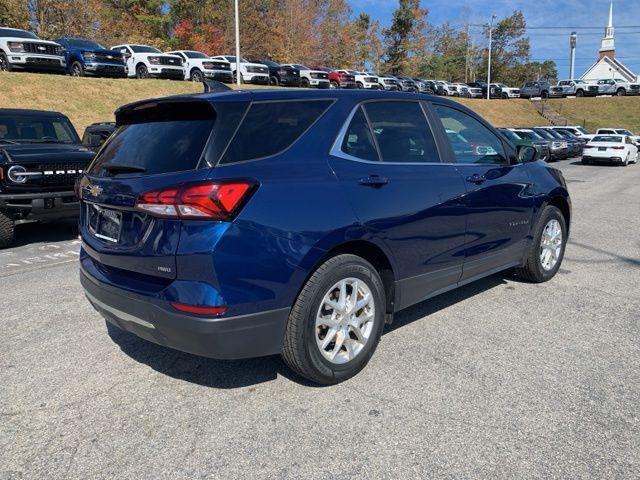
518,145 -> 538,163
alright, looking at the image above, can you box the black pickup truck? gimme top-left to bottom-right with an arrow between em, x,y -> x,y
0,109 -> 95,247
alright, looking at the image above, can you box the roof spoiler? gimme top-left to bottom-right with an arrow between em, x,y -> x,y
203,79 -> 233,93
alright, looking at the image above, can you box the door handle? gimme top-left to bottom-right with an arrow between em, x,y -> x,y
465,174 -> 486,185
358,175 -> 389,187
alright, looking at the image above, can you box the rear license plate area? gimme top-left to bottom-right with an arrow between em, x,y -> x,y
598,147 -> 607,151
88,204 -> 122,243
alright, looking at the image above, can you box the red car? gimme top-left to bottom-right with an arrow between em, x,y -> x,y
312,67 -> 356,89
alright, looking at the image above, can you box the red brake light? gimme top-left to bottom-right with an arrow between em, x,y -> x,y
136,180 -> 256,220
611,146 -> 624,150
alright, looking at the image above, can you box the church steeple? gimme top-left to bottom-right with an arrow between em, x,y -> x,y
600,0 -> 615,59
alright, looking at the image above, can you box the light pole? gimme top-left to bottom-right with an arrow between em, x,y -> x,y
234,0 -> 241,86
569,32 -> 577,79
486,14 -> 496,100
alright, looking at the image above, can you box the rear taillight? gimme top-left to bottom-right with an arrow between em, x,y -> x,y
136,180 -> 256,220
610,146 -> 624,150
583,145 -> 593,149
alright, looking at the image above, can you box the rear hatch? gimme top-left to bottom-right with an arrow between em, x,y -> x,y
78,96 -> 243,284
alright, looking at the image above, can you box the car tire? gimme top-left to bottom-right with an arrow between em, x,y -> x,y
576,89 -> 584,97
330,80 -> 339,89
300,77 -> 310,88
616,88 -> 626,96
356,81 -> 363,89
623,154 -> 629,166
70,61 -> 84,77
0,52 -> 13,72
136,64 -> 149,79
269,76 -> 279,86
541,91 -> 549,99
502,93 -> 509,99
515,205 -> 567,283
190,69 -> 203,82
282,254 -> 386,385
0,211 -> 15,249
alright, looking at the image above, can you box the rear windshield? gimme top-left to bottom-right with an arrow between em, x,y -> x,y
89,119 -> 214,176
220,100 -> 333,164
592,136 -> 622,143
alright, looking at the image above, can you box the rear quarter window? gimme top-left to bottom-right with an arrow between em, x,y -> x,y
220,100 -> 333,164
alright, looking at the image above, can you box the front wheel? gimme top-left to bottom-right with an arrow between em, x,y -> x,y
576,89 -> 584,97
356,81 -> 363,89
0,211 -> 15,248
515,206 -> 567,283
616,88 -> 626,96
70,61 -> 84,77
136,64 -> 149,79
269,76 -> 279,86
190,69 -> 203,82
282,254 -> 385,385
0,52 -> 13,72
330,80 -> 339,89
300,77 -> 310,88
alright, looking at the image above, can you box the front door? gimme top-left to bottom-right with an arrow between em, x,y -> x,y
429,102 -> 536,282
328,100 -> 468,310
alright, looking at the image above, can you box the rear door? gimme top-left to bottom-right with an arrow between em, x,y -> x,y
78,99 -> 228,281
428,102 -> 536,282
328,99 -> 468,310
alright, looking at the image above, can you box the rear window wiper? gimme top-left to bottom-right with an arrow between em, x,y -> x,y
102,164 -> 147,175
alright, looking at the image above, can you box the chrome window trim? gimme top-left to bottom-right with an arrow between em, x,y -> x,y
329,99 -> 446,166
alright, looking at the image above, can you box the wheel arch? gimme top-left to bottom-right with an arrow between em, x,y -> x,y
302,239 -> 397,318
547,194 -> 571,234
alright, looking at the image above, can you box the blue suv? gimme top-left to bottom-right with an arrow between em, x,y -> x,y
55,37 -> 127,77
78,90 -> 571,384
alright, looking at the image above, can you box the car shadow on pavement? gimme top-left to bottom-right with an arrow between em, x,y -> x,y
11,220 -> 78,248
107,272 -> 510,389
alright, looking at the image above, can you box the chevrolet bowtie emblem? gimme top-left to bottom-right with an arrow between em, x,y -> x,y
87,184 -> 103,197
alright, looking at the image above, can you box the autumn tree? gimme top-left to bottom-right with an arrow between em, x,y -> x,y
382,0 -> 428,75
1,0 -> 30,30
352,13 -> 383,71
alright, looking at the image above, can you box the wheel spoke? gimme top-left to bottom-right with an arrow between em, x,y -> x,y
321,327 -> 338,350
350,324 -> 366,344
355,293 -> 371,312
331,333 -> 345,360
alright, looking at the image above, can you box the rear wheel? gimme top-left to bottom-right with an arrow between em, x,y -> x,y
623,154 -> 629,166
300,77 -> 310,88
356,81 -> 363,89
515,206 -> 567,283
282,254 -> 385,385
269,75 -> 279,86
0,211 -> 15,249
70,61 -> 84,77
576,89 -> 584,97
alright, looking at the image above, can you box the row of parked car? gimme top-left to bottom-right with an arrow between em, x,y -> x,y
520,79 -> 640,98
497,125 -> 639,165
0,27 -> 518,97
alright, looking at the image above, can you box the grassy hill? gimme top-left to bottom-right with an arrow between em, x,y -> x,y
4,71 -> 637,136
548,97 -> 640,133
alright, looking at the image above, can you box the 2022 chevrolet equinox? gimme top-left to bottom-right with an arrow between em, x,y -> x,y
78,89 -> 571,384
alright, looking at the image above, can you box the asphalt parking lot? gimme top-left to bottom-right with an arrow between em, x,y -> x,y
2,159 -> 639,479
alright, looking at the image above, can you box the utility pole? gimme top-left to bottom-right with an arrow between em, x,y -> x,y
234,0 -> 241,86
465,23 -> 469,83
486,14 -> 496,100
569,32 -> 577,79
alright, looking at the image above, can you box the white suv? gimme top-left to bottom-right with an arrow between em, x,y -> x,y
166,50 -> 232,83
281,64 -> 330,88
336,70 -> 380,89
210,55 -> 268,84
0,27 -> 65,73
111,44 -> 184,80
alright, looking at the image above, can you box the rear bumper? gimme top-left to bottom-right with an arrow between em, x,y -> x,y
0,190 -> 79,220
582,155 -> 625,164
80,265 -> 290,360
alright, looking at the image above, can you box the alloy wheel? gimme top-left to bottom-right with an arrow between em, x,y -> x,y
71,64 -> 82,76
315,278 -> 375,364
539,219 -> 562,271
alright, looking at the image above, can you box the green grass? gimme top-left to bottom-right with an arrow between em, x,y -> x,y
547,97 -> 640,133
8,71 -> 635,136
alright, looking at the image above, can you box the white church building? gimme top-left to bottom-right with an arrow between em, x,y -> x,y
580,1 -> 638,83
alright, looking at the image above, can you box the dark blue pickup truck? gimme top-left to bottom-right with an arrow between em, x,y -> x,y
55,37 -> 127,78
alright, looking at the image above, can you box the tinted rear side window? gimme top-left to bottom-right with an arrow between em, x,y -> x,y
340,107 -> 379,161
89,119 -> 214,177
363,101 -> 440,163
220,100 -> 332,164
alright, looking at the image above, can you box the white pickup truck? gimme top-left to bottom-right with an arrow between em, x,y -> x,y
0,27 -> 65,73
280,64 -> 330,88
595,79 -> 640,96
111,44 -> 184,79
166,50 -> 232,83
210,55 -> 269,84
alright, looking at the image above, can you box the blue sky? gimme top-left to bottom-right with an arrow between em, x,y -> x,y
347,0 -> 640,80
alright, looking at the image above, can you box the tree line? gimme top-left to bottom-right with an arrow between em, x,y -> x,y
1,0 -> 558,85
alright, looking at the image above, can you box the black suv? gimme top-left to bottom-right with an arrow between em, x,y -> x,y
466,82 -> 503,99
256,60 -> 301,87
0,109 -> 95,247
